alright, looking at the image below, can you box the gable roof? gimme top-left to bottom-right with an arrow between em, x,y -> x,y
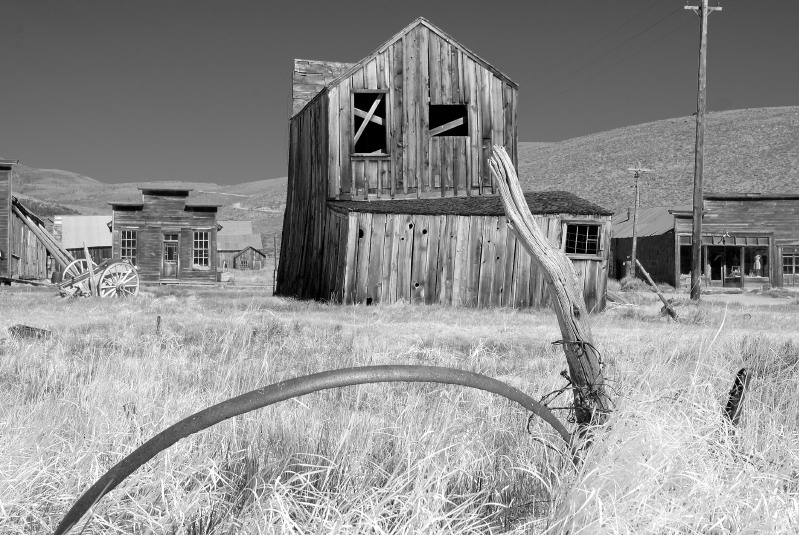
233,246 -> 267,259
611,206 -> 689,238
217,233 -> 263,251
59,215 -> 113,249
292,17 -> 517,118
328,191 -> 612,217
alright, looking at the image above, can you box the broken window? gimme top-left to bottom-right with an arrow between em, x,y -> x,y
563,223 -> 601,256
193,230 -> 210,268
352,92 -> 387,155
429,105 -> 469,136
121,230 -> 137,265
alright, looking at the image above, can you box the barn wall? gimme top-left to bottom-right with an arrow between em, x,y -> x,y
336,211 -> 610,312
0,166 -> 11,278
10,210 -> 48,279
326,23 -> 517,201
276,91 -> 329,298
612,231 -> 676,286
112,201 -> 218,283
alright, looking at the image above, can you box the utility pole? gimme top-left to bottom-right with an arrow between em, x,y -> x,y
628,162 -> 652,278
686,0 -> 721,300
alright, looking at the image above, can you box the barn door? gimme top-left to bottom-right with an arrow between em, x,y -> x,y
162,234 -> 179,279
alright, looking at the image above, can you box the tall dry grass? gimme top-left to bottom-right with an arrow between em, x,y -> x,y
0,285 -> 797,533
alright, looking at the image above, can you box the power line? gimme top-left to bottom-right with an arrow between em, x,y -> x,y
530,16 -> 695,108
530,5 -> 684,98
533,0 -> 672,82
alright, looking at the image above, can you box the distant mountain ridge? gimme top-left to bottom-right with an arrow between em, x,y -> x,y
6,106 -> 798,245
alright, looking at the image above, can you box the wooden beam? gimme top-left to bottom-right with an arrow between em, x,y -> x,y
353,108 -> 384,125
11,203 -> 75,267
428,117 -> 464,137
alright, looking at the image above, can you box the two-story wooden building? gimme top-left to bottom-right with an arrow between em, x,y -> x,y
277,18 -> 613,310
109,188 -> 219,284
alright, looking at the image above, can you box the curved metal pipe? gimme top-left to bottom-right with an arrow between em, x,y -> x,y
53,365 -> 570,535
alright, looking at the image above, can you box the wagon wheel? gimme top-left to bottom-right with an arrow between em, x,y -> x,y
62,258 -> 96,294
98,263 -> 139,298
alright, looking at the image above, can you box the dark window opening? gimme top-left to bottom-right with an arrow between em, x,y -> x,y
353,92 -> 387,155
564,224 -> 601,256
680,245 -> 693,275
429,105 -> 468,137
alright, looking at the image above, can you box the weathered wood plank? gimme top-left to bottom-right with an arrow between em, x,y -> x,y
491,216 -> 507,307
367,213 -> 386,303
380,215 -> 396,303
398,214 -> 414,301
364,58 -> 378,89
466,57 -> 481,193
419,27 -> 430,194
480,67 -> 492,193
328,87 -> 340,198
392,40 -> 404,196
425,215 -> 442,304
411,216 -> 429,303
452,216 -> 470,305
388,213 -> 402,302
478,216 -> 495,307
502,224 -> 518,307
343,213 -> 359,304
339,76 -> 352,195
466,215 -> 482,306
403,29 -> 418,194
355,213 -> 373,303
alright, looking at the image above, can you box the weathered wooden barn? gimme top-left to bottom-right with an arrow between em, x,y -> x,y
612,193 -> 799,289
53,215 -> 113,265
233,246 -> 266,270
1,160 -> 54,281
109,188 -> 219,284
276,17 -> 612,310
217,220 -> 263,269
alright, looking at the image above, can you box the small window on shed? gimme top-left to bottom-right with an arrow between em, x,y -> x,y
352,92 -> 387,155
429,105 -> 468,137
563,223 -> 602,257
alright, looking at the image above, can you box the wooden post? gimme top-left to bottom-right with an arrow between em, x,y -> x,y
724,368 -> 750,427
628,163 -> 652,277
686,0 -> 722,300
635,259 -> 678,321
490,147 -> 611,430
83,243 -> 97,297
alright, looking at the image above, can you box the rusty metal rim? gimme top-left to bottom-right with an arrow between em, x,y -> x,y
54,365 -> 570,535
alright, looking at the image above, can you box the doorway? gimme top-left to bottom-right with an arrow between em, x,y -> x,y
162,234 -> 179,278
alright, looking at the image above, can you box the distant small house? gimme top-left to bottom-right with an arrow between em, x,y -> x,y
233,246 -> 266,270
109,188 -> 219,284
53,215 -> 113,265
217,220 -> 263,269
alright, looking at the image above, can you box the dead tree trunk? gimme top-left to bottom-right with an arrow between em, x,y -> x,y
489,147 -> 612,429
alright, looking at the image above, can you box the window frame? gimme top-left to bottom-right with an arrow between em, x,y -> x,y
192,229 -> 211,270
351,89 -> 389,157
120,229 -> 138,266
428,104 -> 469,137
561,221 -> 604,260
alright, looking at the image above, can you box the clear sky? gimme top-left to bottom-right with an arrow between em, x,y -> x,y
1,0 -> 797,184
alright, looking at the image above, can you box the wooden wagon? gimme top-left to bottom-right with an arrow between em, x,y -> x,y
58,258 -> 140,298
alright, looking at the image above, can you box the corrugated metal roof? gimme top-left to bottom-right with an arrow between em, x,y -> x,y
217,233 -> 263,251
218,220 -> 254,235
60,215 -> 113,249
612,206 -> 689,238
328,191 -> 613,217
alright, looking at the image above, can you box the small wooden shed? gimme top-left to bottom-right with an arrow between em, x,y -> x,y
217,220 -> 263,269
233,246 -> 266,270
109,188 -> 219,284
277,18 -> 612,310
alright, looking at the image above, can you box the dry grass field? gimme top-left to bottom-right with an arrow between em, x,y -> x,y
1,284 -> 798,533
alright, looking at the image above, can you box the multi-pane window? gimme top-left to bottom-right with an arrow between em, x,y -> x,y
121,230 -> 137,265
352,92 -> 387,155
784,250 -> 798,286
564,224 -> 601,256
192,231 -> 210,268
240,259 -> 248,269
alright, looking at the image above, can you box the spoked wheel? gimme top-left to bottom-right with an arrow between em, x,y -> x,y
99,262 -> 140,297
62,258 -> 96,295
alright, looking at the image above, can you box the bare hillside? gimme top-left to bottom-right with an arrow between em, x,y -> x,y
518,106 -> 799,215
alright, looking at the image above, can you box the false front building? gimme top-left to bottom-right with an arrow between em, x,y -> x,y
109,188 -> 219,284
277,18 -> 612,310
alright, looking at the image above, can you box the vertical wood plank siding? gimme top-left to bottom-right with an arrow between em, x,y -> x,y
322,23 -> 517,201
0,169 -> 11,278
276,91 -> 330,298
332,212 -> 610,311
